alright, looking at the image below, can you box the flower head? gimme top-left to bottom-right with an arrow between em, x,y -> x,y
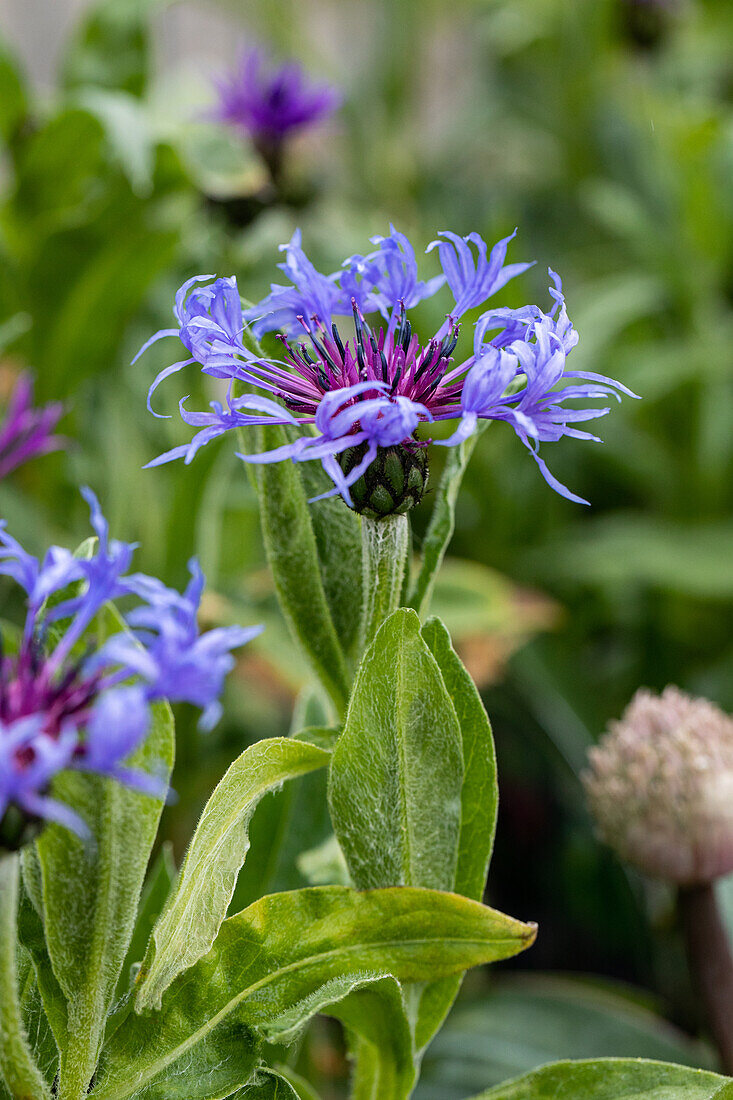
210,47 -> 340,169
583,687 -> 733,885
0,490 -> 261,844
138,226 -> 638,512
0,373 -> 64,480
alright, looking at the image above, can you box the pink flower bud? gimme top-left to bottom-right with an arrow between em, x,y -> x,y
583,686 -> 733,885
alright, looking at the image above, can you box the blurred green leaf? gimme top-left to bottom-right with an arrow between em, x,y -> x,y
0,41 -> 27,143
527,516 -> 733,599
10,109 -> 105,228
467,1059 -> 729,1100
61,0 -> 163,98
73,89 -> 154,194
417,977 -> 716,1099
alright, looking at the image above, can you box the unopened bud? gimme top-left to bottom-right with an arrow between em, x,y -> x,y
583,686 -> 733,885
338,440 -> 429,519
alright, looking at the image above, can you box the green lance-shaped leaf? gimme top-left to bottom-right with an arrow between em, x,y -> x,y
412,616 -> 500,1051
408,424 -> 487,619
136,737 -> 330,1011
19,844 -> 69,1057
328,608 -> 463,891
18,961 -> 60,1092
36,692 -> 174,1100
116,844 -> 176,1000
92,887 -> 535,1100
422,617 -> 498,896
105,844 -> 178,1044
246,421 -> 352,717
0,852 -> 51,1100
467,1059 -> 731,1100
298,461 -> 364,666
327,976 -> 417,1100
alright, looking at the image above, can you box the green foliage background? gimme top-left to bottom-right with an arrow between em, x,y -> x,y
1,0 -> 733,1095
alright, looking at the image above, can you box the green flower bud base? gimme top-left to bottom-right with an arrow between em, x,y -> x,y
338,440 -> 429,519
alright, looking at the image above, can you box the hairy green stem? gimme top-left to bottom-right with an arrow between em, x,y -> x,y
408,426 -> 484,618
360,514 -> 410,652
679,882 -> 733,1074
0,850 -> 50,1100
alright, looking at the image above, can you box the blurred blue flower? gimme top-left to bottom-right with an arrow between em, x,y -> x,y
210,46 -> 340,178
0,490 -> 261,839
0,373 -> 64,481
138,228 -> 638,507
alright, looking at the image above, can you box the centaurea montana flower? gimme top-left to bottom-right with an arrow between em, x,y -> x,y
210,47 -> 340,180
0,489 -> 261,844
137,226 -> 638,513
0,373 -> 64,480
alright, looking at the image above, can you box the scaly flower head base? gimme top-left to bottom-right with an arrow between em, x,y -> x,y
138,226 -> 638,511
339,439 -> 429,519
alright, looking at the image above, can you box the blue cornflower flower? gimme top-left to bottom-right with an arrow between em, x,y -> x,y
210,47 -> 340,181
0,490 -> 261,842
137,227 -> 638,512
0,373 -> 65,480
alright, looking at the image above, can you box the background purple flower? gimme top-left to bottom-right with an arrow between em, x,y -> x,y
0,372 -> 64,480
210,47 -> 340,182
0,490 -> 261,840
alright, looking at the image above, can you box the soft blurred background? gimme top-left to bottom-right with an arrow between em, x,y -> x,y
1,0 -> 732,1095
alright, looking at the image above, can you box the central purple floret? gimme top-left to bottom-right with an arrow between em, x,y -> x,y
137,225 -> 638,507
0,490 -> 261,841
275,302 -> 461,419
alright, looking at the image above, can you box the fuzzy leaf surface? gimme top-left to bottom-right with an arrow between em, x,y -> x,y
92,887 -> 535,1100
247,422 -> 351,716
230,1068 -> 303,1098
36,674 -> 173,1098
298,460 -> 363,666
328,976 -> 417,1100
470,1059 -> 730,1099
329,609 -> 463,892
413,616 -> 500,1049
137,737 -> 330,1010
